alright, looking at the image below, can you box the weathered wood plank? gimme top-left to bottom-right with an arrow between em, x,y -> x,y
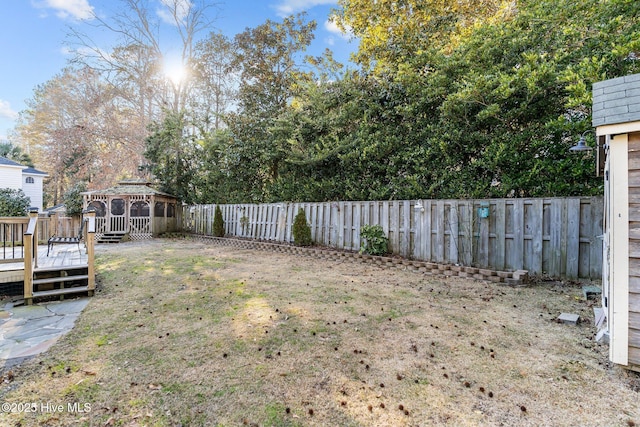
629,292 -> 640,314
423,200 -> 432,262
630,312 -> 640,331
493,199 -> 506,270
589,197 -> 604,279
448,201 -> 460,264
629,325 -> 640,341
629,240 -> 640,259
527,199 -> 543,275
629,170 -> 640,188
330,203 -> 338,246
435,200 -> 445,263
381,201 -> 390,242
630,203 -> 640,222
477,201 -> 490,267
402,200 -> 411,257
413,201 -> 423,260
286,204 -> 295,242
511,199 -> 524,270
629,275 -> 640,294
566,198 -> 581,279
388,201 -> 399,254
629,346 -> 640,366
353,202 -> 362,252
629,155 -> 640,171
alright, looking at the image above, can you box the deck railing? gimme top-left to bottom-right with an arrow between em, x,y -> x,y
0,217 -> 29,262
17,208 -> 97,305
23,209 -> 38,302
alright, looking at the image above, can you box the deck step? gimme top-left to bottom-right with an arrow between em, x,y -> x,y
34,264 -> 88,273
98,233 -> 127,244
33,275 -> 89,285
32,286 -> 89,298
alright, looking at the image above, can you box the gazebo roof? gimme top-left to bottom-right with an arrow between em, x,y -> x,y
82,179 -> 177,199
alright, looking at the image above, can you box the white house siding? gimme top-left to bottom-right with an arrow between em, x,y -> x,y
0,158 -> 47,212
0,164 -> 25,190
22,173 -> 45,210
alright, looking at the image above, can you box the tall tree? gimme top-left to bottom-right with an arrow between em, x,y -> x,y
191,32 -> 238,131
332,0 -> 508,72
144,110 -> 199,203
15,67 -> 113,204
223,13 -> 317,201
65,0 -> 218,177
0,142 -> 33,166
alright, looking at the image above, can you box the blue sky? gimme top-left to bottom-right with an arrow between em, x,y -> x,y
0,0 -> 357,140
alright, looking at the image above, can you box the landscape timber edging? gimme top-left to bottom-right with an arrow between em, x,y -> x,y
180,233 -> 528,286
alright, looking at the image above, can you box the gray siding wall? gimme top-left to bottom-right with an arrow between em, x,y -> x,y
593,74 -> 640,127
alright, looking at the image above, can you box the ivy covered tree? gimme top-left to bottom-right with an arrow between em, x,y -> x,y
62,182 -> 88,216
144,111 -> 200,204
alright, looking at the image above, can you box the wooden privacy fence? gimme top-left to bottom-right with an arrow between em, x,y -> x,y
184,196 -> 603,280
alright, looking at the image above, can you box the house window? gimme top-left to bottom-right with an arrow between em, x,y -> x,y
167,203 -> 176,218
130,201 -> 150,217
111,198 -> 125,216
154,202 -> 165,217
25,177 -> 34,184
88,201 -> 106,217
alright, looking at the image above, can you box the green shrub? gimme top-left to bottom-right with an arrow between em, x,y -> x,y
213,206 -> 225,237
63,182 -> 88,216
359,224 -> 389,255
0,188 -> 30,217
292,208 -> 312,246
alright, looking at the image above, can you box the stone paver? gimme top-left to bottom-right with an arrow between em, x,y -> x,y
0,298 -> 90,369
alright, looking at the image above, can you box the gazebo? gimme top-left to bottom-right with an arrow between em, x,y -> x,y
82,179 -> 179,242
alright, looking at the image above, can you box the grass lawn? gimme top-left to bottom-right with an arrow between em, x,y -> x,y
0,239 -> 638,426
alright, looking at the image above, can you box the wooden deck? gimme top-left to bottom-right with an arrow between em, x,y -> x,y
0,245 -> 88,284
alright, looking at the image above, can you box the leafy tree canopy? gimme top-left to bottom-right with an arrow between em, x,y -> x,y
62,181 -> 88,216
0,143 -> 33,167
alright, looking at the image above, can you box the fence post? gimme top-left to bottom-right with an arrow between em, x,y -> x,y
84,208 -> 96,295
23,207 -> 39,305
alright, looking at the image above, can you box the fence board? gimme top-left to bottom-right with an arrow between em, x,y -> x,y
512,200 -> 525,270
494,200 -> 506,270
186,197 -> 603,280
477,203 -> 490,267
565,199 -> 581,279
435,200 -> 445,263
423,200 -> 432,261
530,199 -> 544,275
448,202 -> 464,264
590,197 -> 604,279
401,201 -> 410,257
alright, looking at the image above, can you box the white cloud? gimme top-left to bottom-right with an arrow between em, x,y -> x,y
36,0 -> 94,20
0,100 -> 19,121
324,18 -> 351,39
157,0 -> 193,26
273,0 -> 337,17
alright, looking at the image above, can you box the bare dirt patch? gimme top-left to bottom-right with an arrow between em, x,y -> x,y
0,239 -> 638,426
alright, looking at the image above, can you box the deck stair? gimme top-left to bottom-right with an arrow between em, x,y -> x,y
31,265 -> 91,299
98,232 -> 127,244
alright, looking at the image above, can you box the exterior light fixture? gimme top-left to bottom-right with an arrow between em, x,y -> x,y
569,130 -> 595,153
568,129 -> 607,177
